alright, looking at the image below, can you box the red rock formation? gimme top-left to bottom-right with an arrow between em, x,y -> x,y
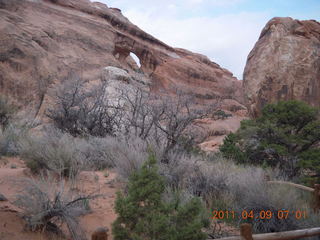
243,17 -> 320,117
0,0 -> 247,150
0,0 -> 244,115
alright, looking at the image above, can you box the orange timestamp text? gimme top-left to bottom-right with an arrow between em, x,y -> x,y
212,210 -> 308,220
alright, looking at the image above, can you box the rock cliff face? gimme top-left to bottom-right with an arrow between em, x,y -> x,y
243,17 -> 320,117
0,0 -> 245,118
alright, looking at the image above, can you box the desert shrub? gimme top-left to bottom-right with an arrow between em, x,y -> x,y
160,153 -> 229,198
160,153 -> 235,203
47,74 -> 122,137
228,168 -> 320,233
152,91 -> 214,162
112,154 -> 208,240
186,160 -> 230,201
74,135 -> 152,174
0,125 -> 21,156
20,129 -> 83,177
159,153 -> 198,189
19,126 -> 152,177
112,138 -> 320,234
219,133 -> 247,163
120,87 -> 158,141
159,152 -> 320,233
220,100 -> 320,178
14,176 -> 93,240
0,120 -> 34,157
119,86 -> 216,162
112,136 -> 150,180
75,136 -> 117,170
48,79 -> 214,164
213,110 -> 232,120
0,95 -> 16,130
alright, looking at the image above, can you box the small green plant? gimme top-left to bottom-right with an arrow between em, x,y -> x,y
213,110 -> 232,120
112,153 -> 208,240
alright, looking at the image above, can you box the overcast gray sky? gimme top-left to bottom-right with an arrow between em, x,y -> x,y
93,0 -> 320,79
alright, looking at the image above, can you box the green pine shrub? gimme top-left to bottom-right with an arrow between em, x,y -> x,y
220,100 -> 320,179
112,153 -> 208,240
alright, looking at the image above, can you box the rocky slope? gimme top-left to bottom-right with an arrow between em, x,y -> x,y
243,17 -> 320,117
0,0 -> 245,116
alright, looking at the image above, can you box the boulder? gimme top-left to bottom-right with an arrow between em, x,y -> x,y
243,17 -> 320,117
103,66 -> 131,83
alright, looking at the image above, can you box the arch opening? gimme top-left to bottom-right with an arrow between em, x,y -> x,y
130,52 -> 141,68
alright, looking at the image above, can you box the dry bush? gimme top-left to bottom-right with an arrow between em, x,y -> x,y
47,74 -> 122,137
112,136 -> 149,180
0,120 -> 35,157
226,166 -> 320,233
118,86 -> 216,162
186,160 -> 230,200
157,152 -> 320,234
76,136 -> 117,170
159,153 -> 198,189
0,95 -> 16,130
14,176 -> 94,240
73,135 -> 150,177
19,125 -> 151,178
0,96 -> 20,156
0,125 -> 21,156
159,153 -> 232,200
48,75 -> 216,163
20,129 -> 83,178
119,87 -> 159,141
151,90 -> 215,162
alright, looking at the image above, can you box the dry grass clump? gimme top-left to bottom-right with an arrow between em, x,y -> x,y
0,122 -> 34,157
111,136 -> 149,180
0,95 -> 16,129
159,154 -> 232,200
14,176 -> 95,240
75,136 -> 117,170
19,129 -> 83,178
0,125 -> 20,157
219,165 -> 320,233
18,125 -> 153,179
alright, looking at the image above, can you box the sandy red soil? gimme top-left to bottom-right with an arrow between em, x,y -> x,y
0,157 -> 119,240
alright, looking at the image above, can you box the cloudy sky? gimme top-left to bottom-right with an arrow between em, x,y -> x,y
94,0 -> 320,79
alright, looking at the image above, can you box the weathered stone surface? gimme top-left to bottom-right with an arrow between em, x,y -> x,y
243,17 -> 320,117
0,0 -> 247,150
0,0 -> 245,117
103,66 -> 131,83
102,66 -> 132,106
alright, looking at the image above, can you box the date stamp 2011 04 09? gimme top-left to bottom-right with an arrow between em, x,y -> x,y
212,210 -> 308,220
